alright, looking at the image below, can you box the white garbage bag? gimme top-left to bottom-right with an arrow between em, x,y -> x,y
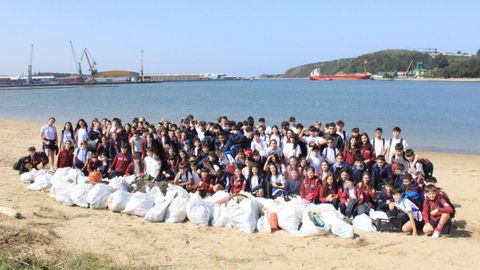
28,174 -> 52,191
212,203 -> 228,227
50,180 -> 74,206
70,183 -> 93,208
208,190 -> 230,204
369,209 -> 389,220
186,194 -> 212,227
299,205 -> 331,236
108,177 -> 128,191
256,213 -> 271,233
20,171 -> 35,184
67,168 -> 82,182
76,175 -> 89,184
122,192 -> 155,217
108,190 -> 133,212
226,197 -> 259,233
125,175 -> 136,185
148,186 -> 165,205
86,184 -> 113,209
353,213 -> 376,232
165,194 -> 190,223
277,198 -> 306,234
316,205 -> 354,239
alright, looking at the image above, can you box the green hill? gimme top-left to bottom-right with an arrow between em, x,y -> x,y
282,49 -> 480,78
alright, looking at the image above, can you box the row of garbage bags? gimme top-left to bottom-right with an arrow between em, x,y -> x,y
20,168 -> 390,238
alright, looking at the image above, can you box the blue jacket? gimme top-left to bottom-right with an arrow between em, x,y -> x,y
371,164 -> 393,189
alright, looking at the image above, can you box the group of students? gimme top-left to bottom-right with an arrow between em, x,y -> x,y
19,115 -> 454,238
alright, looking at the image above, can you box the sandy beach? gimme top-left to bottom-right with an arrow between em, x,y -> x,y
1,118 -> 479,269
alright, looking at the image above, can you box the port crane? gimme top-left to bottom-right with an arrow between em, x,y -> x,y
405,60 -> 414,76
81,48 -> 98,81
27,44 -> 34,85
69,40 -> 82,76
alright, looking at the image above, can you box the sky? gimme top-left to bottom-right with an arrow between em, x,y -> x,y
0,0 -> 479,76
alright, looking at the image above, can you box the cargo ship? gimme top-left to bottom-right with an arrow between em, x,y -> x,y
309,68 -> 372,80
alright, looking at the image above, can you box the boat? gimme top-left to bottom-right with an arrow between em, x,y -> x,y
309,68 -> 371,80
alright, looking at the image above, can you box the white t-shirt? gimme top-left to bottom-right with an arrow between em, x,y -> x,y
250,175 -> 260,190
322,147 -> 338,165
75,147 -> 90,163
387,137 -> 408,159
270,174 -> 285,185
76,128 -> 89,147
40,125 -> 57,141
395,198 -> 422,221
371,137 -> 387,157
283,143 -> 301,160
145,156 -> 161,178
251,139 -> 268,157
62,130 -> 74,145
409,161 -> 424,179
309,155 -> 322,173
129,136 -> 145,153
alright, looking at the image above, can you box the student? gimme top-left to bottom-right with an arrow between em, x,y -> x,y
343,137 -> 360,166
284,156 -> 301,180
405,149 -> 425,185
74,141 -> 91,175
57,141 -> 74,169
422,184 -> 453,238
391,143 -> 409,174
401,174 -> 423,194
359,133 -> 375,169
74,119 -> 90,148
129,130 -> 146,159
319,172 -> 342,209
174,163 -> 194,191
300,167 -> 321,203
391,187 -> 423,236
335,120 -> 348,148
371,127 -> 387,158
59,121 -> 75,148
317,161 -> 330,181
125,154 -> 145,178
322,138 -> 339,166
229,168 -> 246,194
371,155 -> 393,190
387,127 -> 408,163
97,136 -> 115,162
323,123 -> 344,152
393,163 -> 406,189
190,162 -> 201,187
306,146 -> 322,174
247,164 -> 265,197
86,152 -> 102,174
357,172 -> 376,209
40,117 -> 58,172
98,153 -> 110,178
352,157 -> 367,184
109,144 -> 130,177
331,153 -> 350,180
376,179 -> 395,213
267,163 -> 285,198
250,131 -> 268,158
198,168 -> 215,194
339,177 -> 370,218
284,169 -> 301,197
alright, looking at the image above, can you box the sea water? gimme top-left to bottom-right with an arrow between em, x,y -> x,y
1,79 -> 479,154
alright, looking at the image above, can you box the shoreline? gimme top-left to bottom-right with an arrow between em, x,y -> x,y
2,118 -> 478,156
260,77 -> 480,82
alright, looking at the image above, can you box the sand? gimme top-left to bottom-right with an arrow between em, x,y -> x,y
1,118 -> 479,269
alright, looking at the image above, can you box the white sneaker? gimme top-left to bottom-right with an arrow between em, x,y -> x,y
432,231 -> 441,238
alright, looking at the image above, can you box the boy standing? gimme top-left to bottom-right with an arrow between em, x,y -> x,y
371,128 -> 387,157
387,127 -> 408,163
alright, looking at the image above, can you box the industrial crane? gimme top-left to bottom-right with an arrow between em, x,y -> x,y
81,48 -> 98,81
27,44 -> 34,85
69,40 -> 82,76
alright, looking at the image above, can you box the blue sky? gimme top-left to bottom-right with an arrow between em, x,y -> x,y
1,0 -> 479,76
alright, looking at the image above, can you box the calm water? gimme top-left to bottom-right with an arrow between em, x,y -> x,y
1,80 -> 479,153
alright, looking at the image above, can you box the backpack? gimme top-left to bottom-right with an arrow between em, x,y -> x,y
389,138 -> 404,148
372,138 -> 385,151
402,191 -> 424,211
417,158 -> 434,177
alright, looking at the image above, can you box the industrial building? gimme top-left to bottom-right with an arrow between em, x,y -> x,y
96,70 -> 139,83
143,73 -> 203,82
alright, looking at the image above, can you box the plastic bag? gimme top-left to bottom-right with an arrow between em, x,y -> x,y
165,195 -> 190,223
186,193 -> 212,227
67,168 -> 82,182
50,180 -> 74,206
299,205 -> 331,236
226,198 -> 259,233
257,214 -> 272,233
28,174 -> 52,191
122,192 -> 155,217
108,190 -> 133,212
108,177 -> 128,191
315,204 -> 354,239
148,186 -> 165,205
208,190 -> 230,204
70,183 -> 93,208
76,175 -> 89,184
212,203 -> 228,227
86,184 -> 113,209
369,209 -> 389,220
145,200 -> 171,222
20,171 -> 35,184
353,213 -> 376,232
277,198 -> 306,234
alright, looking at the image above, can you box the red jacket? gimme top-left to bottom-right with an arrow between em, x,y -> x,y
340,187 -> 368,205
57,148 -> 74,168
300,176 -> 321,201
422,194 -> 453,224
343,148 -> 359,166
357,184 -> 376,207
110,153 -> 131,174
319,185 -> 342,203
87,159 -> 102,173
200,176 -> 216,193
230,175 -> 246,194
360,144 -> 376,165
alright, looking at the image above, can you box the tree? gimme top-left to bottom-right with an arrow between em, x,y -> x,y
477,49 -> 480,56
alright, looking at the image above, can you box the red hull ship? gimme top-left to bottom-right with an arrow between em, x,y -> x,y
309,68 -> 371,80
